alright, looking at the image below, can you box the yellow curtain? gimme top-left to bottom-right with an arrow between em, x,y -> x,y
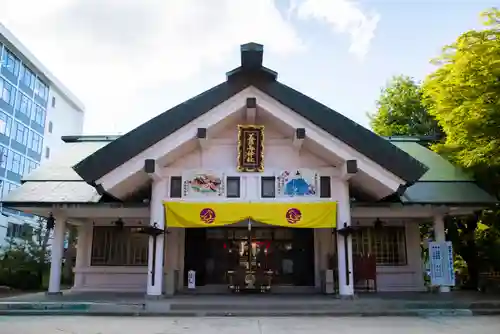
164,202 -> 336,228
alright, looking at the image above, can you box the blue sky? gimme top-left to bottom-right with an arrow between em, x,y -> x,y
1,0 -> 496,134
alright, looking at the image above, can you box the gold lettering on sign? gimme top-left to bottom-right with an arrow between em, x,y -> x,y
237,125 -> 265,172
245,133 -> 256,163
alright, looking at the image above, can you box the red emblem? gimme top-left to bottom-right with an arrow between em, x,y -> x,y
200,208 -> 216,224
285,208 -> 302,224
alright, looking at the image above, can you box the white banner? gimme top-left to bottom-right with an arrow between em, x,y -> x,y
429,241 -> 455,287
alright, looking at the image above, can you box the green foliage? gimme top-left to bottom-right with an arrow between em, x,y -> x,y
369,75 -> 441,137
422,8 -> 500,194
0,216 -> 51,290
370,8 -> 500,289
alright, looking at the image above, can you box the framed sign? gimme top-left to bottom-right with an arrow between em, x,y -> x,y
237,125 -> 264,172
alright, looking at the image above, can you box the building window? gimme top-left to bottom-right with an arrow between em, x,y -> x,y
170,176 -> 182,198
0,111 -> 12,137
15,92 -> 32,118
7,222 -> 33,239
45,146 -> 50,158
0,78 -> 16,106
226,176 -> 241,198
51,96 -> 56,108
0,146 -> 8,168
34,78 -> 48,101
261,176 -> 276,198
32,104 -> 46,127
351,226 -> 407,266
23,159 -> 38,176
320,176 -> 331,198
28,130 -> 43,153
7,150 -> 24,175
7,222 -> 22,238
1,181 -> 18,199
2,49 -> 20,76
13,121 -> 29,145
48,121 -> 53,133
91,226 -> 149,266
20,64 -> 35,89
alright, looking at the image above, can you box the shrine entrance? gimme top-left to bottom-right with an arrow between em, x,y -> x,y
183,226 -> 315,288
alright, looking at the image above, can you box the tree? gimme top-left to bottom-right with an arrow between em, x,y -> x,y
369,75 -> 442,137
422,8 -> 500,288
422,7 -> 500,196
0,216 -> 52,290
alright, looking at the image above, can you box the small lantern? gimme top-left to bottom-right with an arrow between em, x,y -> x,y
114,218 -> 124,230
136,222 -> 165,237
374,218 -> 384,229
337,222 -> 356,236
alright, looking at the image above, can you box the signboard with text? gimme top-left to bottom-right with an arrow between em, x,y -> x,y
429,241 -> 455,287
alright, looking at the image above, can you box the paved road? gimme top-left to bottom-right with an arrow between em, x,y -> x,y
1,316 -> 500,334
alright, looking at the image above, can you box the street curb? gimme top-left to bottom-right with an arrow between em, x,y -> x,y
0,309 -> 490,317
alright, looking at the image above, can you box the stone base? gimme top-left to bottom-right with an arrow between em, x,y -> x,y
145,294 -> 164,300
339,294 -> 357,300
46,291 -> 63,296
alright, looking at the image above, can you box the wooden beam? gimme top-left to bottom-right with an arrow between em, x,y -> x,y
197,127 -> 209,150
246,97 -> 256,123
144,159 -> 162,181
340,159 -> 358,180
293,128 -> 305,150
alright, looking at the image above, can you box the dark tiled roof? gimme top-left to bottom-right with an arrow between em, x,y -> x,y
73,43 -> 427,185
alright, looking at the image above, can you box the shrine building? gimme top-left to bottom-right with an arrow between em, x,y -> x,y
2,43 -> 496,297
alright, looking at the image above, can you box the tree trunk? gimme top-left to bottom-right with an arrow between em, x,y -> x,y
461,214 -> 480,289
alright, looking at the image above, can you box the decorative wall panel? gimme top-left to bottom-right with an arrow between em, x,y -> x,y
276,169 -> 319,197
182,171 -> 225,197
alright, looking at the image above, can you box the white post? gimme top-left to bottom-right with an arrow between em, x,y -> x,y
73,223 -> 90,289
147,178 -> 167,297
433,214 -> 450,293
47,217 -> 66,295
337,181 -> 354,297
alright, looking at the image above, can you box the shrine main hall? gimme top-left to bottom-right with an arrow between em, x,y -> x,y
3,43 -> 495,297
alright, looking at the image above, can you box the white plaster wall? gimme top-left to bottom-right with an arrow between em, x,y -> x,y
315,219 -> 424,292
72,117 -> 424,293
42,87 -> 84,162
166,119 -> 337,202
165,118 -> 349,291
72,220 -> 149,292
350,218 -> 423,292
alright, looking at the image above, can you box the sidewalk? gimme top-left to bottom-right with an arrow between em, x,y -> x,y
1,291 -> 500,317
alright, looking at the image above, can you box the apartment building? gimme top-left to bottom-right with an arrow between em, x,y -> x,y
0,23 -> 85,245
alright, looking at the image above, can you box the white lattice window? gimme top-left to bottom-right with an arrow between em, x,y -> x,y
351,226 -> 407,266
91,227 -> 149,266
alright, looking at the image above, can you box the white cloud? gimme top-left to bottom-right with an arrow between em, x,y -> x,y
0,0 -> 378,135
292,0 -> 380,60
0,0 -> 304,134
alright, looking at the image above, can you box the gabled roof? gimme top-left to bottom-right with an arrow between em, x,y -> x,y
73,43 -> 427,185
2,138 -> 109,206
391,140 -> 497,205
2,135 -> 496,207
23,140 -> 110,182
